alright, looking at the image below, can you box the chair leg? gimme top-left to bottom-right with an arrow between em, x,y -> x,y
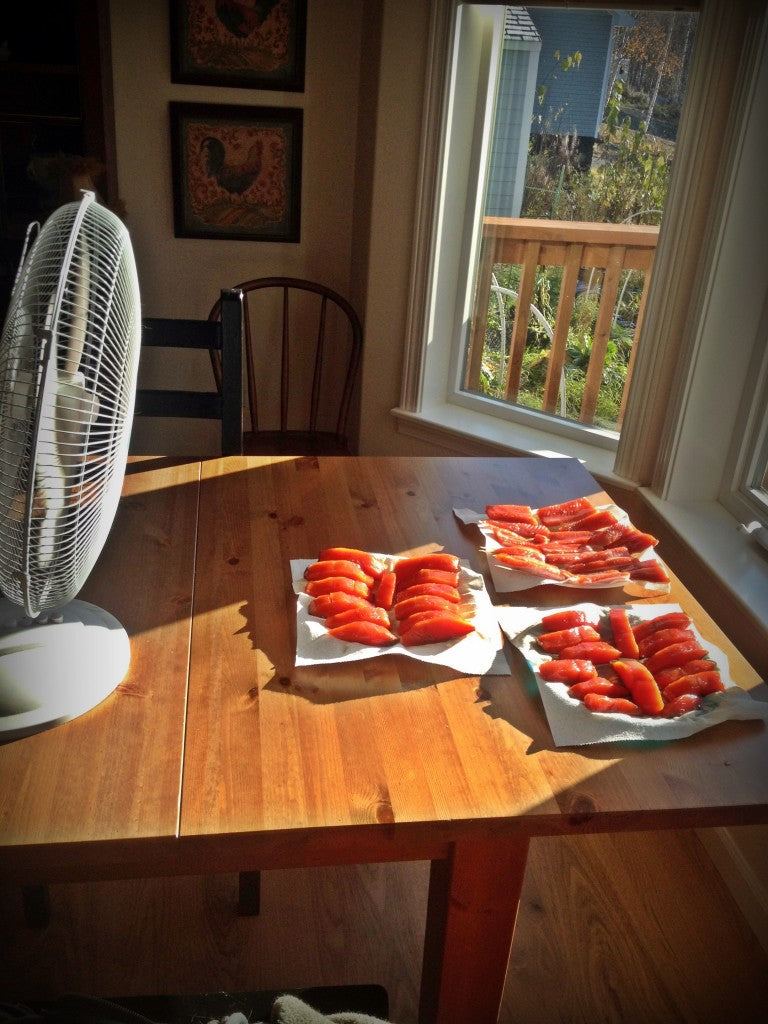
22,884 -> 51,928
237,870 -> 261,915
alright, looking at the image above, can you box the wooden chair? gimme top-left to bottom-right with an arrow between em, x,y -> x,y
136,288 -> 243,456
208,277 -> 363,455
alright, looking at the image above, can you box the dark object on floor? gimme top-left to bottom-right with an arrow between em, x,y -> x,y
22,986 -> 389,1023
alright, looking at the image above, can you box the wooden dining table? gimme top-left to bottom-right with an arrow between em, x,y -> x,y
1,454 -> 767,1024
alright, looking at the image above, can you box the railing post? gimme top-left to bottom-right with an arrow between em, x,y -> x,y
543,243 -> 582,414
503,240 -> 540,401
465,238 -> 496,392
580,246 -> 625,424
619,254 -> 655,428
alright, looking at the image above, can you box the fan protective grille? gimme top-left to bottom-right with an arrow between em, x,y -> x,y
0,193 -> 141,616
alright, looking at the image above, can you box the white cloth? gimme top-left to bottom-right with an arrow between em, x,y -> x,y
268,994 -> 389,1024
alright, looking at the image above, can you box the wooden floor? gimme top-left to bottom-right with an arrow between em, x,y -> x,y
2,828 -> 767,1023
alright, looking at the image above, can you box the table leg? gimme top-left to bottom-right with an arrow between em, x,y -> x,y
419,836 -> 530,1024
238,870 -> 262,915
22,884 -> 51,928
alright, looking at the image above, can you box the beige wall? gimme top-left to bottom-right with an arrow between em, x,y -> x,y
112,0 -> 441,456
354,1 -> 440,457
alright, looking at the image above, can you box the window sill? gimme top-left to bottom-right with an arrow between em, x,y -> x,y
392,404 -> 768,671
392,403 -> 620,482
639,491 -> 768,646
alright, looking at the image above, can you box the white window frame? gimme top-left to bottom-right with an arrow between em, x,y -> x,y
396,1 -> 622,476
724,14 -> 768,531
393,0 -> 768,627
395,0 -> 767,476
719,282 -> 768,538
727,305 -> 768,515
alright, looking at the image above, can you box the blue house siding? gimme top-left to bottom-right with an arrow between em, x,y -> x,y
486,39 -> 541,216
486,7 -> 541,218
528,8 -> 618,141
486,7 -> 631,216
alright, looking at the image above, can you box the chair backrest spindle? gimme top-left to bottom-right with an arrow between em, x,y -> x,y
310,295 -> 329,434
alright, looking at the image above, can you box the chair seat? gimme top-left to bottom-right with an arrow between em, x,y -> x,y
242,430 -> 353,456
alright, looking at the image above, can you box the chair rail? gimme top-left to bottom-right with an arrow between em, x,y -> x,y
466,218 -> 659,428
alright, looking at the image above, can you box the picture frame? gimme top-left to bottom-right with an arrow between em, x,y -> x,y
170,0 -> 307,92
169,102 -> 302,242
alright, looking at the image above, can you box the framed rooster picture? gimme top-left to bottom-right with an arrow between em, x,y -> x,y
170,0 -> 306,91
170,102 -> 302,242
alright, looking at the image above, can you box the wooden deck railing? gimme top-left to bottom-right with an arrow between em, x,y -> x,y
466,218 -> 659,427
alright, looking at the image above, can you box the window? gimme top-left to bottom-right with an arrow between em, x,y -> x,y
398,3 -> 703,460
395,0 -> 768,524
465,7 -> 695,442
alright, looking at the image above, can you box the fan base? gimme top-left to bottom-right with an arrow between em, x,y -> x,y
0,598 -> 130,743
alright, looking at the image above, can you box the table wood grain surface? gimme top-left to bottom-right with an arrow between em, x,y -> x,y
0,458 -> 200,856
1,455 -> 766,1024
181,456 -> 766,845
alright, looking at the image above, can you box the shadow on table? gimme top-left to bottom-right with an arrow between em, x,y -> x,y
271,653 -> 466,704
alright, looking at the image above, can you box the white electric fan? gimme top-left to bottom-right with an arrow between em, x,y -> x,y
0,191 -> 141,742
